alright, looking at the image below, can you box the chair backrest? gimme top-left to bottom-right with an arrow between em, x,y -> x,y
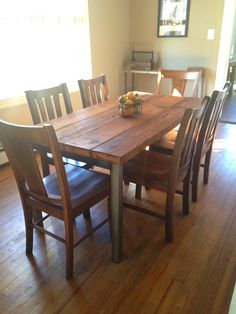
197,86 -> 228,157
25,83 -> 73,125
78,74 -> 109,108
0,120 -> 71,209
157,69 -> 200,97
170,106 -> 203,184
187,67 -> 204,97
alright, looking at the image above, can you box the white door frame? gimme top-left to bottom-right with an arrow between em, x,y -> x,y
215,0 -> 236,89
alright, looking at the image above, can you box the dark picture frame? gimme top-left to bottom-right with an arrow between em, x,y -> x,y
157,0 -> 190,38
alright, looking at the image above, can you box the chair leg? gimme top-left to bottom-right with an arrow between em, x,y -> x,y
65,221 -> 74,280
24,206 -> 33,255
192,157 -> 201,203
83,209 -> 91,219
165,192 -> 175,242
107,197 -> 112,238
203,149 -> 212,184
40,152 -> 50,177
183,169 -> 191,215
135,184 -> 142,199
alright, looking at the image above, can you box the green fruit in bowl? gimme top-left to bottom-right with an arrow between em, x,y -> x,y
119,95 -> 126,104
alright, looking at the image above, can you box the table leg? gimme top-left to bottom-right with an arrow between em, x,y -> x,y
132,72 -> 135,91
125,72 -> 127,93
111,164 -> 123,262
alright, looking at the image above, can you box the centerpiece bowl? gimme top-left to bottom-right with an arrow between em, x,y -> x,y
118,92 -> 142,117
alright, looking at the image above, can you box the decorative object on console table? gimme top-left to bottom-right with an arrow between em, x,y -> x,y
157,0 -> 190,38
129,50 -> 154,71
124,50 -> 158,92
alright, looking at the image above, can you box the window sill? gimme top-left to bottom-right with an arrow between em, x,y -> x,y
0,95 -> 27,109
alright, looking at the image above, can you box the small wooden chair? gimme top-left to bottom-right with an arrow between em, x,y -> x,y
157,69 -> 200,97
78,74 -> 109,108
25,83 -> 91,177
25,83 -> 73,124
187,67 -> 204,97
0,120 -> 111,279
150,84 -> 229,202
123,106 -> 202,242
192,84 -> 229,201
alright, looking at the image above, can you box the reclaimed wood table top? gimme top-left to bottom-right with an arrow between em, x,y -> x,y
49,94 -> 201,165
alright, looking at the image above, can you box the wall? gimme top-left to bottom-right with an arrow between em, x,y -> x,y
129,0 -> 225,96
88,0 -> 130,97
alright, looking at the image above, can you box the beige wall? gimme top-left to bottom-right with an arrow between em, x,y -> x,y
88,0 -> 130,97
129,0 -> 225,96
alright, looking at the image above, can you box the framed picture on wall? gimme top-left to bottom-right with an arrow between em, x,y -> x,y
157,0 -> 190,38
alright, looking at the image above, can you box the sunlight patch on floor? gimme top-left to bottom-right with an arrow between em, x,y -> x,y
229,284 -> 236,314
213,137 -> 236,153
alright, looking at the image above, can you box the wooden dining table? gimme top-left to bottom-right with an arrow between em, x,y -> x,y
48,93 -> 201,263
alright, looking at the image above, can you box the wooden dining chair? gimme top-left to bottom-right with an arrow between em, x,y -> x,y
191,85 -> 229,202
123,106 -> 202,242
157,69 -> 200,97
25,83 -> 73,124
25,83 -> 91,177
149,84 -> 229,202
0,120 -> 111,279
187,67 -> 204,97
78,74 -> 109,108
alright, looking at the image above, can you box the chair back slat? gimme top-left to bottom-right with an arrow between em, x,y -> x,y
53,93 -> 63,117
25,83 -> 73,125
78,74 -> 109,108
89,82 -> 98,105
44,95 -> 56,120
36,98 -> 48,122
157,69 -> 200,97
170,106 -> 202,183
0,120 -> 70,207
180,97 -> 209,168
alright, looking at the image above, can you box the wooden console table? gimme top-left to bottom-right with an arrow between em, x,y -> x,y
124,69 -> 159,92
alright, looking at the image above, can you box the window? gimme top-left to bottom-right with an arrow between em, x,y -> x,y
0,0 -> 91,99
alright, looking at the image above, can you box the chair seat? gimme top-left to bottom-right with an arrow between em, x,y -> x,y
150,129 -> 177,154
124,150 -> 172,189
44,164 -> 110,212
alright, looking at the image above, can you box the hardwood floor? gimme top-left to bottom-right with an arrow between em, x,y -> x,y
0,122 -> 236,313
